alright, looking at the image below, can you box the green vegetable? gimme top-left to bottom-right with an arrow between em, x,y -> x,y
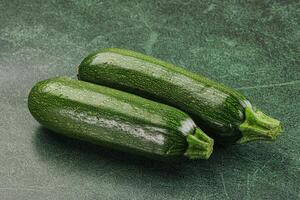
78,48 -> 282,145
28,77 -> 213,160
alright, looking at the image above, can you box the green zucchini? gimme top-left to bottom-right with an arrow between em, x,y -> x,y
78,48 -> 282,145
28,77 -> 213,160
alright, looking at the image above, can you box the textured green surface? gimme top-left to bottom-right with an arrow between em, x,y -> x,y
78,48 -> 282,145
0,0 -> 299,199
28,77 -> 213,160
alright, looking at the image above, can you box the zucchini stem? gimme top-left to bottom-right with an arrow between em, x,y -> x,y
238,107 -> 282,143
184,128 -> 214,159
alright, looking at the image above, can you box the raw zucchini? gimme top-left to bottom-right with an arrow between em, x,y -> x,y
78,48 -> 282,145
28,77 -> 213,160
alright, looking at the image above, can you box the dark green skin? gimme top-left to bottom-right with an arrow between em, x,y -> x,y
78,48 -> 250,145
28,77 -> 198,159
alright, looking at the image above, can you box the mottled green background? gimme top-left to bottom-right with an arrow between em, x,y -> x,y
0,0 -> 299,199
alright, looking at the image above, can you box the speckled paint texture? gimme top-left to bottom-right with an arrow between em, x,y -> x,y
0,0 -> 299,200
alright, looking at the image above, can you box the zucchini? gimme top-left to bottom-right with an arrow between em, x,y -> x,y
78,48 -> 282,145
28,77 -> 213,160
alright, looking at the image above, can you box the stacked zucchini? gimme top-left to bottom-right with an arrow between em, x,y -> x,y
28,48 -> 282,160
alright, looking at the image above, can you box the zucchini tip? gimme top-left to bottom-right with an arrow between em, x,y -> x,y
238,107 -> 283,144
184,128 -> 214,160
